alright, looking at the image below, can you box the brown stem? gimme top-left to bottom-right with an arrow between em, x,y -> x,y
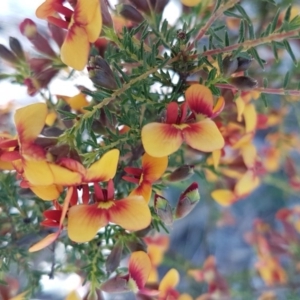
215,83 -> 300,96
186,0 -> 240,51
201,28 -> 300,57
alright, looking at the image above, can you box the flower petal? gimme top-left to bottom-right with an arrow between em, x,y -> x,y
181,0 -> 202,7
84,1 -> 102,42
185,84 -> 213,117
29,231 -> 59,252
142,123 -> 182,157
109,196 -> 151,231
129,251 -> 152,290
36,0 -> 62,19
243,103 -> 257,133
211,189 -> 236,207
14,103 -> 47,144
130,182 -> 152,203
49,163 -> 82,185
234,170 -> 260,197
159,269 -> 179,295
68,204 -> 108,242
23,160 -> 54,185
61,24 -> 89,71
184,119 -> 224,152
85,149 -> 119,182
30,184 -> 63,200
142,153 -> 168,182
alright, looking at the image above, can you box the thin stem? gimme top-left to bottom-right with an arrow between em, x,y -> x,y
215,83 -> 300,96
201,28 -> 300,57
186,0 -> 240,51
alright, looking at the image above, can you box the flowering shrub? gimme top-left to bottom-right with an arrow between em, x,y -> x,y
1,0 -> 300,299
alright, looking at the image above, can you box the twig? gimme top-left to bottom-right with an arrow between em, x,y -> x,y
201,28 -> 300,57
215,83 -> 300,96
186,0 -> 240,51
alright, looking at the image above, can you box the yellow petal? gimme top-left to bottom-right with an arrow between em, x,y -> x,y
23,160 -> 54,186
84,0 -> 102,42
68,204 -> 108,242
243,103 -> 257,133
179,294 -> 193,300
129,251 -> 152,289
36,0 -> 57,19
65,290 -> 81,300
184,119 -> 224,152
234,170 -> 260,197
9,291 -> 28,300
181,0 -> 202,7
30,184 -> 63,200
130,182 -> 152,203
235,96 -> 245,122
142,123 -> 182,157
49,163 -> 82,186
29,232 -> 59,252
14,103 -> 47,144
45,111 -> 57,126
212,149 -> 221,169
159,269 -> 179,294
142,153 -> 168,182
109,196 -> 151,231
61,24 -> 89,71
85,149 -> 119,182
241,143 -> 257,169
211,189 -> 236,206
63,93 -> 89,112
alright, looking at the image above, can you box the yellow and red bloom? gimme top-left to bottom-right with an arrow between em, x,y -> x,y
101,251 -> 157,295
36,0 -> 102,70
158,268 -> 180,300
0,103 -> 81,198
123,153 -> 168,203
142,84 -> 224,157
67,179 -> 151,243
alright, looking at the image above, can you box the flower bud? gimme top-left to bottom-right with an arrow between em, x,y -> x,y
152,0 -> 170,14
106,242 -> 123,274
126,238 -> 147,252
9,37 -> 25,61
165,165 -> 194,182
128,0 -> 150,13
229,76 -> 257,90
20,19 -> 56,57
0,44 -> 18,64
236,56 -> 253,72
154,194 -> 173,226
48,23 -> 65,47
175,182 -> 200,219
88,56 -> 117,90
222,56 -> 238,77
100,0 -> 113,28
101,276 -> 129,293
117,4 -> 144,23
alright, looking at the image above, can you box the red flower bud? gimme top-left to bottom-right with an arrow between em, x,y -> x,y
20,19 -> 56,57
175,182 -> 200,219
